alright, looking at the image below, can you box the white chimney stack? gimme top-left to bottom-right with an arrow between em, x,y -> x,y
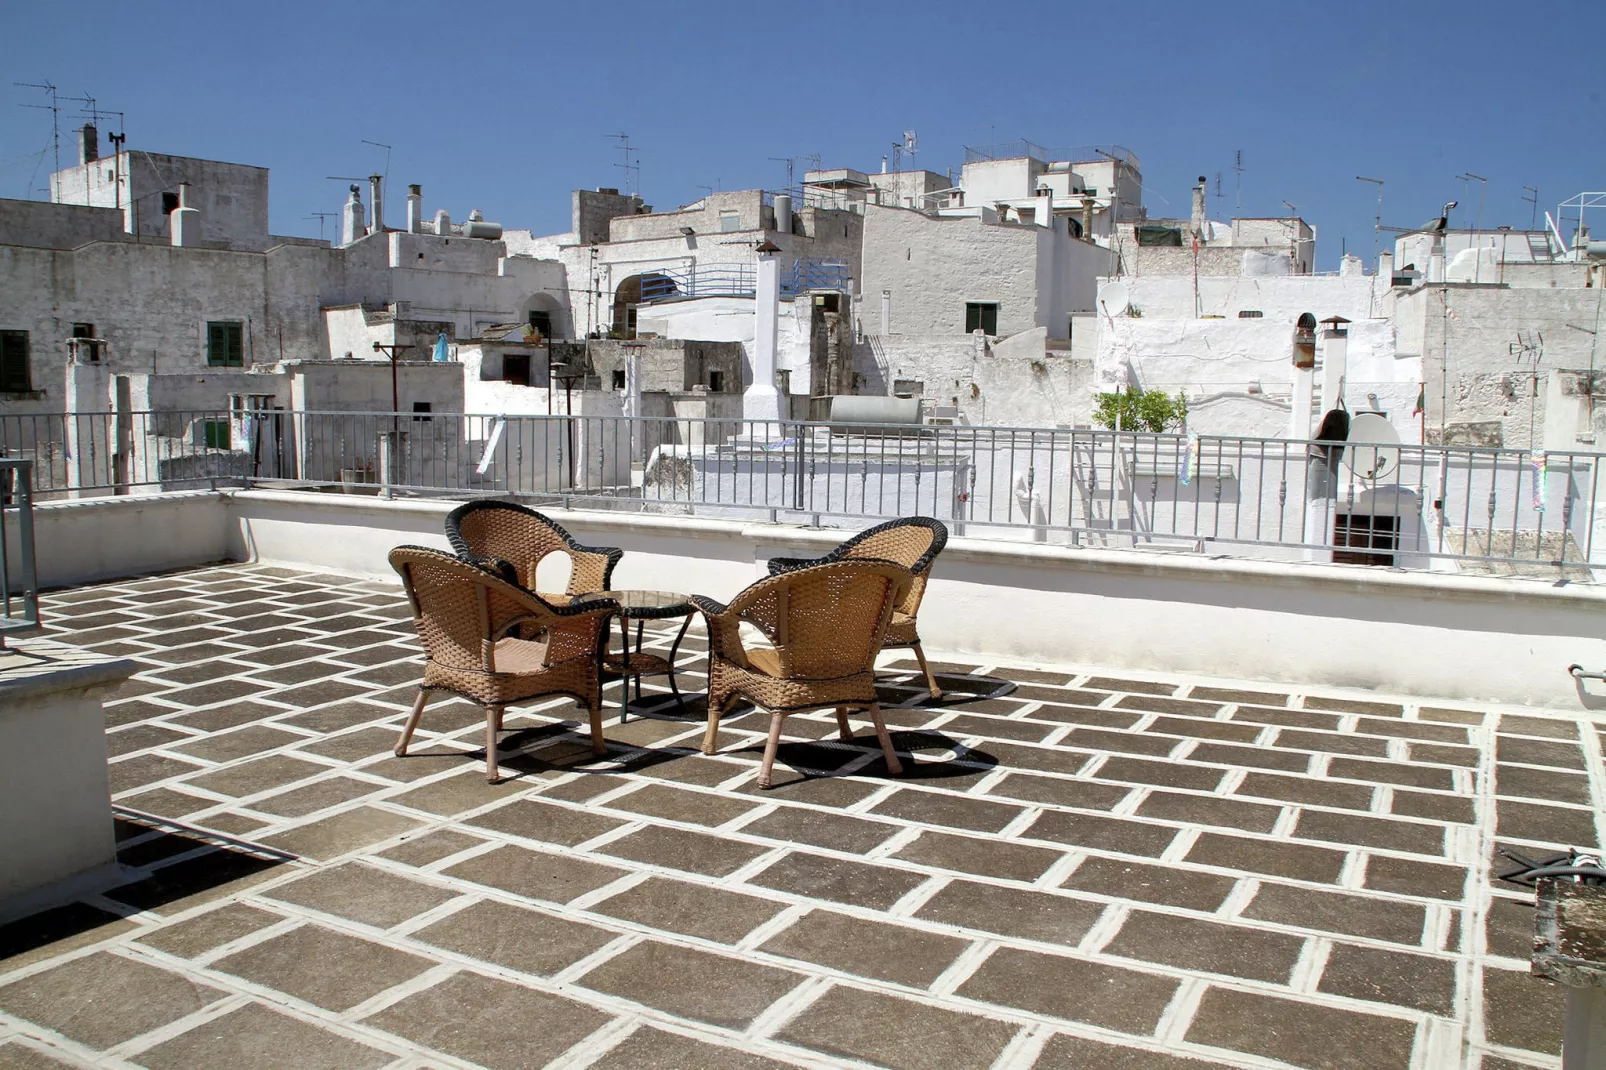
1319,318 -> 1351,416
341,184 -> 365,246
1037,187 -> 1054,229
744,240 -> 783,424
1191,175 -> 1207,238
170,183 -> 199,247
406,184 -> 422,233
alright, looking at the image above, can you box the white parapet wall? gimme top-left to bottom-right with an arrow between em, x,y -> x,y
0,640 -> 133,914
26,489 -> 1606,710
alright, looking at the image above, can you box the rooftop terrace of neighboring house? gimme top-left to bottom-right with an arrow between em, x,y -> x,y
0,559 -> 1599,1069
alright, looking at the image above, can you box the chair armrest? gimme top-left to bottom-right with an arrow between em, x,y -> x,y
465,553 -> 519,586
567,545 -> 624,594
765,555 -> 823,576
690,595 -> 751,669
689,594 -> 728,616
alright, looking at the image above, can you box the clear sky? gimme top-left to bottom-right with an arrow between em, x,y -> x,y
4,0 -> 1603,269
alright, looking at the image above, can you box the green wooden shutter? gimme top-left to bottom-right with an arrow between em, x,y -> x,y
207,322 -> 226,366
228,322 -> 244,367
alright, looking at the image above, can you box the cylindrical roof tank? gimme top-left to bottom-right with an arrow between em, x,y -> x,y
827,395 -> 921,425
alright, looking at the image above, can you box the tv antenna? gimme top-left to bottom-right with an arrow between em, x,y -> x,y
304,211 -> 338,240
1456,172 -> 1487,231
1213,172 -> 1223,217
1510,330 -> 1544,363
1232,149 -> 1244,212
15,81 -> 61,185
1522,186 -> 1540,231
1281,200 -> 1298,217
608,133 -> 639,198
1357,176 -> 1384,264
768,153 -> 821,191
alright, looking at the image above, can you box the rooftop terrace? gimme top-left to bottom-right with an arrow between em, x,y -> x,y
1,562 -> 1601,1069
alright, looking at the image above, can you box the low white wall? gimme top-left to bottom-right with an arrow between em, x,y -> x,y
28,491 -> 231,588
30,489 -> 1606,709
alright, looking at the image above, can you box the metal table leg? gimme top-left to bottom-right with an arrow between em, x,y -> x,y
666,612 -> 693,708
618,613 -> 632,723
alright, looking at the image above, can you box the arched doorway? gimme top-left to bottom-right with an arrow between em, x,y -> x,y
611,273 -> 677,338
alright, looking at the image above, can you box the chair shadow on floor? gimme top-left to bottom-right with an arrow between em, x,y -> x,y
877,672 -> 1017,709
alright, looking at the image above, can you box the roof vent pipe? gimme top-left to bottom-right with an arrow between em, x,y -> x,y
774,194 -> 792,235
406,184 -> 422,233
369,174 -> 384,235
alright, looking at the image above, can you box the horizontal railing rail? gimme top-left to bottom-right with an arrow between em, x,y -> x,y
3,408 -> 1601,579
0,457 -> 40,644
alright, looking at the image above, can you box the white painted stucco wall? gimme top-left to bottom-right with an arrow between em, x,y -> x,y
25,489 -> 1606,710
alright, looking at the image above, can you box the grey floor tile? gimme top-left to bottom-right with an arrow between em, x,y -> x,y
412,899 -> 618,976
591,876 -> 787,944
263,862 -> 458,928
212,923 -> 436,1012
580,940 -> 803,1029
776,984 -> 1019,1070
132,1002 -> 393,1070
0,952 -> 227,1050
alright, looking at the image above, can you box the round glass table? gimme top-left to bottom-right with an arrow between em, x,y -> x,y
573,590 -> 696,720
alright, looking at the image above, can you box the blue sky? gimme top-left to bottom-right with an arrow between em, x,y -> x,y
4,0 -> 1603,268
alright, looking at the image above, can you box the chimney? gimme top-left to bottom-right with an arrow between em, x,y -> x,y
1081,196 -> 1096,241
744,240 -> 784,424
1319,316 -> 1351,415
406,184 -> 422,233
369,174 -> 384,234
434,208 -> 451,236
341,184 -> 364,246
80,123 -> 98,166
1037,187 -> 1054,229
774,193 -> 792,235
1191,175 -> 1207,238
170,182 -> 198,247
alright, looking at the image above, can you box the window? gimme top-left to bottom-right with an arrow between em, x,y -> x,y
161,191 -> 179,215
708,370 -> 724,392
893,379 -> 925,397
0,331 -> 30,393
503,354 -> 530,386
612,369 -> 627,390
528,310 -> 553,338
1237,310 -> 1264,319
964,302 -> 998,335
719,210 -> 741,233
71,322 -> 95,338
207,321 -> 244,367
411,402 -> 433,421
202,420 -> 230,450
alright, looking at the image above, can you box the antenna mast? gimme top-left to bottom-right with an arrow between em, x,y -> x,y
608,133 -> 639,198
16,81 -> 61,193
1522,186 -> 1540,231
1233,149 -> 1244,213
1357,176 -> 1384,266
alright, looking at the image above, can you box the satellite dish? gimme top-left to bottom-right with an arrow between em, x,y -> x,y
1101,282 -> 1130,318
1343,413 -> 1401,483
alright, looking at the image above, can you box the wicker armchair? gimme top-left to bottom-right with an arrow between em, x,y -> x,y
445,499 -> 622,605
767,516 -> 948,697
694,560 -> 913,790
389,546 -> 619,782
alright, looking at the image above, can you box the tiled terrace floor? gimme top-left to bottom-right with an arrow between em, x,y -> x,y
2,564 -> 1604,1069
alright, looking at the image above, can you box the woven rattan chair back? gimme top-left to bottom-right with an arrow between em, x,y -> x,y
392,546 -> 533,673
445,500 -> 620,597
389,545 -> 615,781
833,517 -> 945,618
733,560 -> 911,681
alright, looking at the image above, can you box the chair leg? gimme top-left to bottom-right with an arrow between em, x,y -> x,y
484,705 -> 503,783
588,702 -> 607,756
757,709 -> 787,790
912,643 -> 942,699
835,707 -> 853,741
867,703 -> 904,776
394,690 -> 430,757
702,694 -> 728,756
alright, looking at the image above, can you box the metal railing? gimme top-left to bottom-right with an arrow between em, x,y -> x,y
4,409 -> 1602,579
637,260 -> 853,304
0,458 -> 40,644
